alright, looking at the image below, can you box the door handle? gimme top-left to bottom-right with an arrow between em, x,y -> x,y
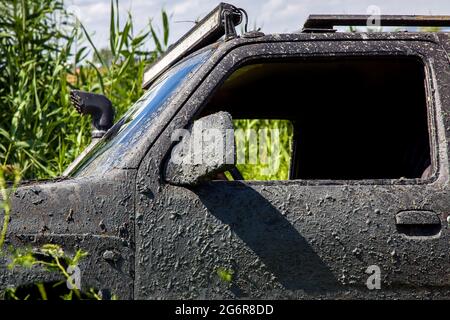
395,210 -> 441,237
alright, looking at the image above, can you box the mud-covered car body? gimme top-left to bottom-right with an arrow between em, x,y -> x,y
1,4 -> 450,299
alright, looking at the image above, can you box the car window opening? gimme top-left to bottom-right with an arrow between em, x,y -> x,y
200,56 -> 431,181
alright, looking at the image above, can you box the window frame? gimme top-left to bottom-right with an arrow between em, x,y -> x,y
215,57 -> 433,182
163,38 -> 448,187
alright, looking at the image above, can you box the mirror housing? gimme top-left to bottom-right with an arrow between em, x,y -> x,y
165,111 -> 235,186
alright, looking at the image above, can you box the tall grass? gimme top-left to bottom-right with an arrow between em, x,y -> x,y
234,119 -> 293,181
0,165 -> 20,252
0,0 -> 169,180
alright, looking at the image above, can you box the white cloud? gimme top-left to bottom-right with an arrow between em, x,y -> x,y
260,0 -> 285,21
172,0 -> 200,15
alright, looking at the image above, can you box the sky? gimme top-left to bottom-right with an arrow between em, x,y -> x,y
67,0 -> 450,50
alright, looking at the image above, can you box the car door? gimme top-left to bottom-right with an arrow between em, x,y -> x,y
135,35 -> 450,299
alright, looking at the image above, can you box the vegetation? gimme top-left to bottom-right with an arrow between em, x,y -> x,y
216,267 -> 234,283
5,244 -> 95,300
0,165 -> 20,251
233,119 -> 293,181
0,0 -> 169,180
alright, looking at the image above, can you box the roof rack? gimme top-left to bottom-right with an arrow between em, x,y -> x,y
303,14 -> 450,31
142,2 -> 242,89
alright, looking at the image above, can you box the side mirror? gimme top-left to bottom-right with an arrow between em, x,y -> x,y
165,111 -> 235,186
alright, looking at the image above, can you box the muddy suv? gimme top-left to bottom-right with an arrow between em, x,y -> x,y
1,3 -> 450,299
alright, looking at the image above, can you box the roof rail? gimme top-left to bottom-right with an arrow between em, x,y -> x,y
142,2 -> 242,89
303,14 -> 450,30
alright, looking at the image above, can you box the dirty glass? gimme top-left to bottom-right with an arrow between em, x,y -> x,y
69,49 -> 212,177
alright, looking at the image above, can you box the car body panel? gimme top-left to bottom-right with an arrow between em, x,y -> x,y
1,32 -> 449,299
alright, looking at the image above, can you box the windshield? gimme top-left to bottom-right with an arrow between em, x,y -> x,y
68,49 -> 212,177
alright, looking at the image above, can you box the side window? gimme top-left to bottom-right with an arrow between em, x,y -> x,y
232,119 -> 294,180
200,56 -> 431,181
